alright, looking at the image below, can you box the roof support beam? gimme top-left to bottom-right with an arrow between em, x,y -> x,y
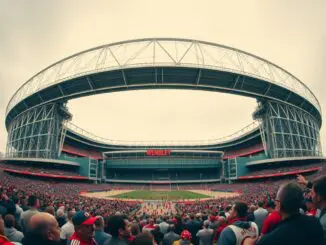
87,77 -> 95,90
233,75 -> 241,89
264,84 -> 272,96
121,70 -> 128,87
58,85 -> 65,96
196,69 -> 202,85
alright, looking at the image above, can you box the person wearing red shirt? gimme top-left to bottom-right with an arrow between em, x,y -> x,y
68,211 -> 98,245
261,201 -> 281,236
142,219 -> 156,233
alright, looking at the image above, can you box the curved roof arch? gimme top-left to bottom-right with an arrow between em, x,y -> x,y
5,38 -> 322,127
66,121 -> 260,147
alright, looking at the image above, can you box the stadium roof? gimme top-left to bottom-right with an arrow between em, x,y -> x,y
6,38 -> 322,129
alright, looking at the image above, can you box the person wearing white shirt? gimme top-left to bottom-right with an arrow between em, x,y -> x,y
60,210 -> 75,243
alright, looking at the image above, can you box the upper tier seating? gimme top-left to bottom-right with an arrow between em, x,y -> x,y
62,144 -> 103,160
243,163 -> 322,177
223,143 -> 264,159
0,162 -> 83,179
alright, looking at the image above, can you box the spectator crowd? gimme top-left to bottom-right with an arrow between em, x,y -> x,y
0,170 -> 326,245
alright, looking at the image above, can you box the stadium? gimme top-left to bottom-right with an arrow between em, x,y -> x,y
1,38 -> 325,202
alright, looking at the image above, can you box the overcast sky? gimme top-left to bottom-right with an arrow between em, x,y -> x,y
0,0 -> 326,152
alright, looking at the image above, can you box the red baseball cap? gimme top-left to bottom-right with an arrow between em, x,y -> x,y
72,211 -> 97,226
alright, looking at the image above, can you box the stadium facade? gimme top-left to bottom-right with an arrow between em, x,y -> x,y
2,38 -> 324,184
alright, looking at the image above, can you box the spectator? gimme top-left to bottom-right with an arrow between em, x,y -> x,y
21,212 -> 61,245
173,230 -> 193,245
218,202 -> 258,245
120,216 -> 134,245
0,217 -> 14,245
60,210 -> 75,243
3,215 -> 23,243
133,233 -> 155,245
20,196 -> 39,234
44,206 -> 55,216
213,217 -> 227,244
250,182 -> 325,245
208,216 -> 218,233
253,202 -> 268,234
163,225 -> 179,245
0,192 -> 15,218
159,217 -> 170,234
68,211 -> 97,245
105,215 -> 129,245
130,223 -> 140,237
186,215 -> 201,245
311,176 -> 326,239
260,201 -> 281,236
174,216 -> 183,235
225,207 -> 231,219
151,225 -> 164,245
94,216 -> 111,245
247,205 -> 256,222
12,198 -> 22,226
143,219 -> 155,233
196,220 -> 213,245
56,209 -> 66,228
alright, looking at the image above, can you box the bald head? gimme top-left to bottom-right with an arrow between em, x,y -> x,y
30,212 -> 57,229
277,182 -> 303,215
28,212 -> 60,242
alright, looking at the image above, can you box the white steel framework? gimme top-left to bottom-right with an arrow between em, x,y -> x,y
6,103 -> 71,159
257,101 -> 322,158
6,38 -> 321,118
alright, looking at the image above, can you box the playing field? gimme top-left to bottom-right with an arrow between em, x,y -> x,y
110,190 -> 211,200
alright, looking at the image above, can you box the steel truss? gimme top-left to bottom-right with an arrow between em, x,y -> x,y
6,38 -> 321,118
258,101 -> 322,158
6,103 -> 70,159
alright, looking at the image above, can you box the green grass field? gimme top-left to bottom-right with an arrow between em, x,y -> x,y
110,190 -> 211,200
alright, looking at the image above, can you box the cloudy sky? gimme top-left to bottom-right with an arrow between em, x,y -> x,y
0,0 -> 326,152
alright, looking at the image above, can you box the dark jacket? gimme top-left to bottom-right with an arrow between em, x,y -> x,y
0,199 -> 16,217
247,212 -> 255,222
186,220 -> 202,245
22,235 -> 59,245
57,217 -> 66,228
163,231 -> 180,245
257,213 -> 325,245
94,230 -> 111,245
151,229 -> 164,245
104,237 -> 128,245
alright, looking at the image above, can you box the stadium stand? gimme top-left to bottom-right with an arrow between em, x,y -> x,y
223,143 -> 264,159
62,144 -> 103,160
0,162 -> 88,181
240,163 -> 323,179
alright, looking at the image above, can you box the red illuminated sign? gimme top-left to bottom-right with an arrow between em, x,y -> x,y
146,149 -> 171,156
